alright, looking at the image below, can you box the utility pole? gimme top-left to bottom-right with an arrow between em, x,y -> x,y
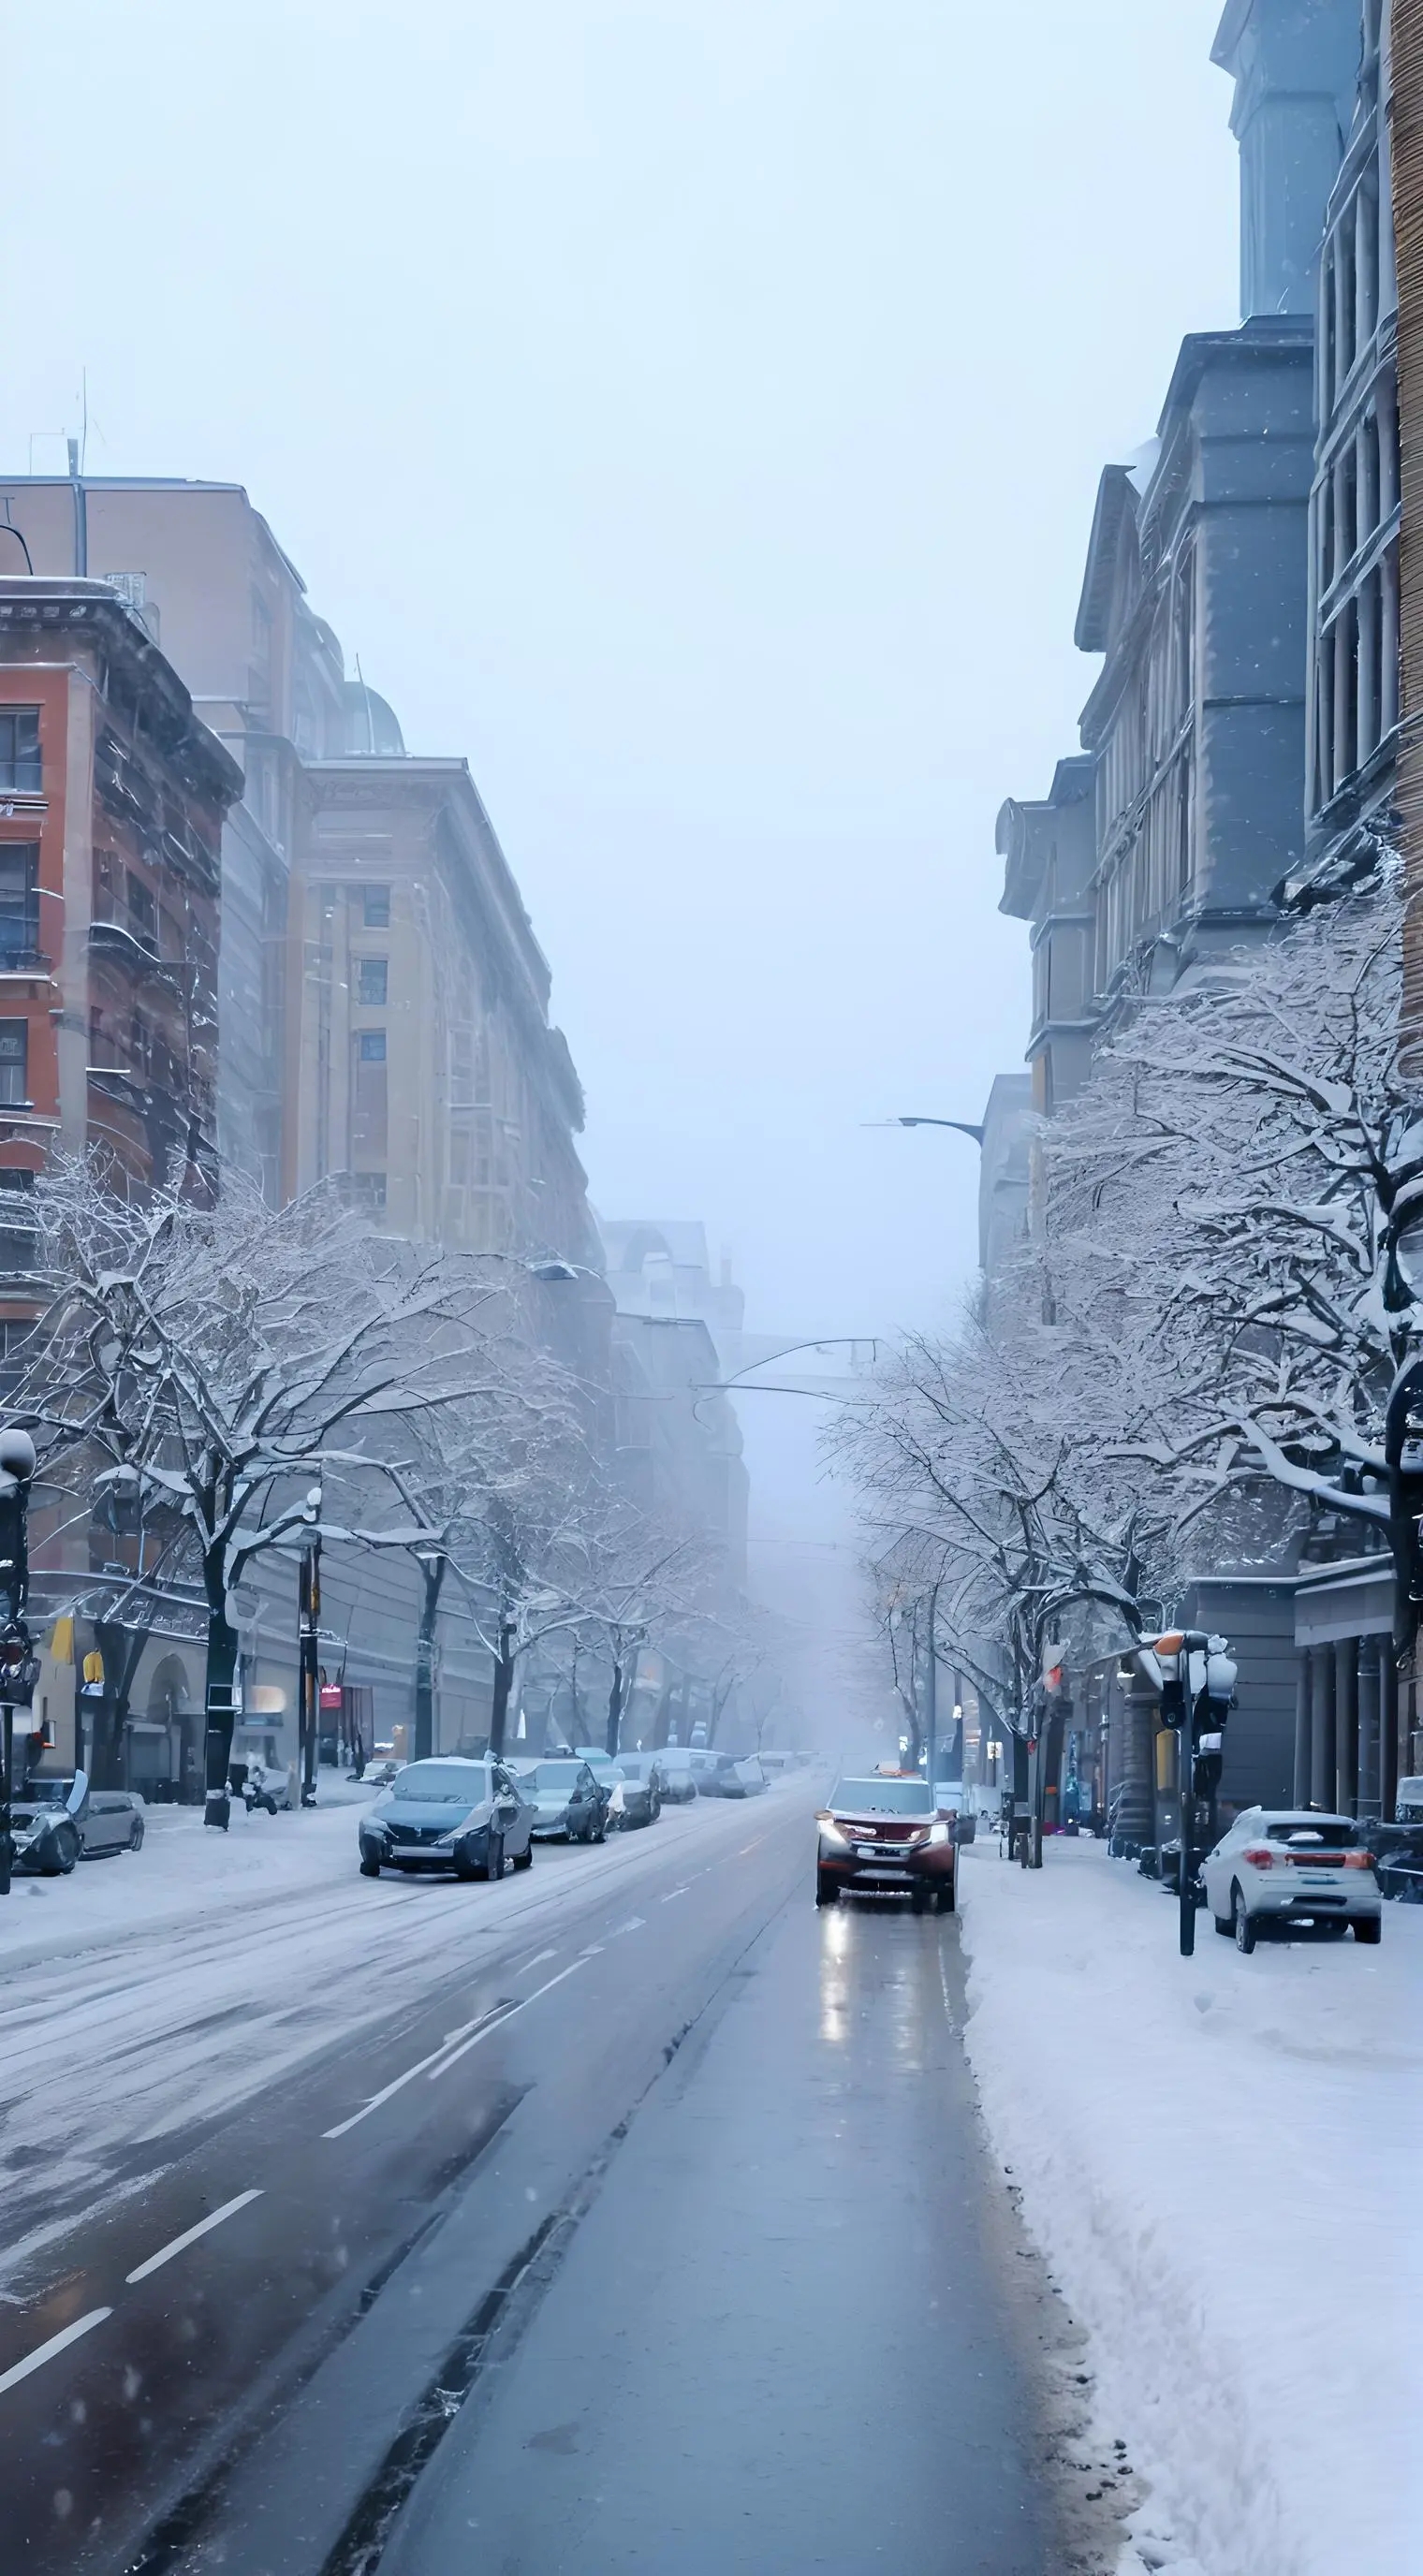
924,1586 -> 937,1796
0,1428 -> 37,1897
298,1485 -> 321,1809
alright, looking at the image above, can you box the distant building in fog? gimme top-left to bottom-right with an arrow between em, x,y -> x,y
600,1222 -> 748,1588
290,755 -> 597,1269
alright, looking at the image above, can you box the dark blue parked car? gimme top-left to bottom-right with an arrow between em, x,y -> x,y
359,1757 -> 535,1881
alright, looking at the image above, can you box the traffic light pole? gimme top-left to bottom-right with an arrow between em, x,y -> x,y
0,1428 -> 37,1900
298,1487 -> 322,1810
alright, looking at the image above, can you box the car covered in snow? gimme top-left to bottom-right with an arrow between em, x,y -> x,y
1202,1808 -> 1382,1951
814,1772 -> 958,1910
571,1748 -> 661,1830
359,1757 -> 535,1881
641,1748 -> 697,1803
694,1752 -> 767,1800
510,1757 -> 609,1842
12,1772 -> 91,1875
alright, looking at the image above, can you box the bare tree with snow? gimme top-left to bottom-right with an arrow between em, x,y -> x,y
12,1158 -> 500,1824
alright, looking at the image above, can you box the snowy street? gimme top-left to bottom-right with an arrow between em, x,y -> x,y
0,1783 -> 804,2304
0,1782 -> 826,2570
0,1786 -> 1121,2576
960,1837 -> 1423,2576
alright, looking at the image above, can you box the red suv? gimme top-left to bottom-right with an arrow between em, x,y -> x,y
814,1772 -> 958,1911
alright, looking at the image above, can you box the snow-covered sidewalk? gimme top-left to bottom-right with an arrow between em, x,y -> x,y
958,1835 -> 1423,2576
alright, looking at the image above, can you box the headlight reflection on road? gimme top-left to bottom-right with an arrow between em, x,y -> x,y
819,1901 -> 852,2044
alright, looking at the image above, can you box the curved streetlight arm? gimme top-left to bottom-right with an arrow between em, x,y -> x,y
885,1116 -> 985,1144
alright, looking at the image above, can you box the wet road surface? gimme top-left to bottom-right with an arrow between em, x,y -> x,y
376,1887 -> 1064,2576
0,1790 -> 1083,2576
0,1793 -> 801,2573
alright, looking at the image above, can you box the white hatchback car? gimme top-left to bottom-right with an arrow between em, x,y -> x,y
1202,1808 -> 1382,1953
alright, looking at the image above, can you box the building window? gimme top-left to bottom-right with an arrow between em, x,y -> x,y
354,1030 -> 388,1157
0,1021 -> 27,1105
249,590 -> 273,720
348,1173 -> 387,1214
358,957 -> 388,1006
0,1166 -> 37,1273
125,870 -> 157,948
362,886 -> 390,929
0,845 -> 39,964
0,710 -> 40,794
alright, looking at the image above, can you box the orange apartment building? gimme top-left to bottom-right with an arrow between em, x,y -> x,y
0,577 -> 238,1287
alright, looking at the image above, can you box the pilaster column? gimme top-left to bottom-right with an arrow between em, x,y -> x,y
1357,1634 -> 1382,1822
1294,1647 -> 1313,1808
1334,1636 -> 1359,1816
1310,1645 -> 1336,1808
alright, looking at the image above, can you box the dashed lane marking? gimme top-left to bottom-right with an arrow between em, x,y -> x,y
125,2190 -> 264,2286
0,2308 -> 112,2398
324,2005 -> 516,2139
427,1957 -> 595,2081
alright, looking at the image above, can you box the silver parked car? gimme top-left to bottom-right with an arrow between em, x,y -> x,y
81,1789 -> 146,1855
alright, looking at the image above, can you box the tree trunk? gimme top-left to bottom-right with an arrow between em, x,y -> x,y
898,1694 -> 923,1776
606,1653 -> 626,1757
414,1557 -> 446,1763
90,1617 -> 148,1790
488,1617 -> 517,1759
203,1592 -> 240,1831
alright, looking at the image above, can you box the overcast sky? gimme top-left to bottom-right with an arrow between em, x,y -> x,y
0,1 -> 1237,1344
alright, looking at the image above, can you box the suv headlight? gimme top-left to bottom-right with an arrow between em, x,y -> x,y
927,1821 -> 950,1847
817,1817 -> 850,1850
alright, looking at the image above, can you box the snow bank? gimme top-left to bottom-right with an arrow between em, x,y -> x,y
958,1836 -> 1423,2576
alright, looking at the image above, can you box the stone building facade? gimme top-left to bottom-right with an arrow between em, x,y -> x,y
1291,0 -> 1400,903
289,757 -> 597,1270
976,0 -> 1376,1826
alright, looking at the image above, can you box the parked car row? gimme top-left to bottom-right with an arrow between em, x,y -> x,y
356,1747 -> 776,1882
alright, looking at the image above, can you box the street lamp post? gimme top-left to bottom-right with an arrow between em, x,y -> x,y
0,1428 -> 37,1898
883,1115 -> 986,1144
298,1485 -> 322,1810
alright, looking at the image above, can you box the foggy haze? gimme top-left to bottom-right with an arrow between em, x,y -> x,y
0,1 -> 1237,1348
